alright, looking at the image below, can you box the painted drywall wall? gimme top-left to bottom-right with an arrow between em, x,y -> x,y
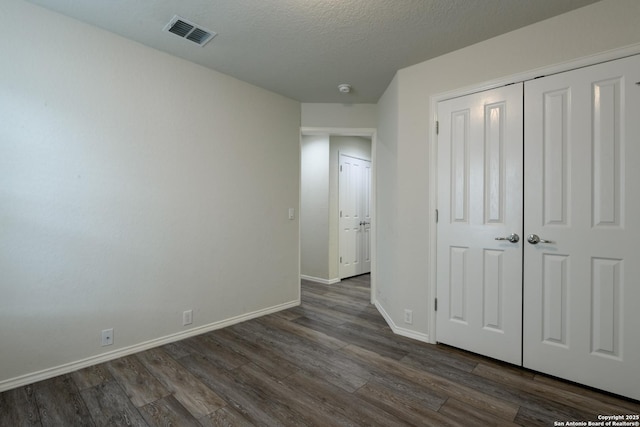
301,103 -> 377,129
375,0 -> 640,340
300,135 -> 330,280
0,0 -> 300,388
374,74 -> 400,326
329,136 -> 371,280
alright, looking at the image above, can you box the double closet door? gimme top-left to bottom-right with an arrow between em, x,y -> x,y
436,54 -> 640,400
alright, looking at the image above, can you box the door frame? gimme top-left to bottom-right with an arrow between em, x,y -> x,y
300,127 -> 378,304
428,43 -> 640,344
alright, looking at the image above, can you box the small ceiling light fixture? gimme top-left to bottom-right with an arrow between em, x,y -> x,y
338,83 -> 352,94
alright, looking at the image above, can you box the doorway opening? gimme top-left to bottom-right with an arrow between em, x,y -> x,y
300,127 -> 377,304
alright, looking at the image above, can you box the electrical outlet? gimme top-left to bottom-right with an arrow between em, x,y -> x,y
183,310 -> 193,326
101,328 -> 114,346
404,309 -> 413,325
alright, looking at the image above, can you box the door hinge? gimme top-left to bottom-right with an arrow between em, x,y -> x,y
340,165 -> 343,172
436,120 -> 439,135
340,210 -> 342,218
340,256 -> 342,263
434,298 -> 438,312
435,209 -> 439,223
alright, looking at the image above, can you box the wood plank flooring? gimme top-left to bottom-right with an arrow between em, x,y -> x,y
2,274 -> 639,426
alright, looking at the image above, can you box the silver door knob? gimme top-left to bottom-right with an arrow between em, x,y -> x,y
495,233 -> 520,243
527,234 -> 554,244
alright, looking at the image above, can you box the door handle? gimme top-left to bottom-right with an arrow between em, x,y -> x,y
527,234 -> 554,245
495,233 -> 519,243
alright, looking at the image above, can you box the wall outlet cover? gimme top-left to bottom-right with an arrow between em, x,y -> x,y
183,310 -> 193,326
101,328 -> 114,346
404,309 -> 413,325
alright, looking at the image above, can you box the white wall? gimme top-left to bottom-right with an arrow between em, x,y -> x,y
374,75 -> 399,320
301,103 -> 377,129
375,0 -> 640,340
300,135 -> 330,280
0,0 -> 300,389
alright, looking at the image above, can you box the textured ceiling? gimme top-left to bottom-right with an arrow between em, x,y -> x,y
27,0 -> 600,103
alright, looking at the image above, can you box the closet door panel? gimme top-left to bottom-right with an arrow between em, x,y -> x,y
436,83 -> 524,365
523,54 -> 640,400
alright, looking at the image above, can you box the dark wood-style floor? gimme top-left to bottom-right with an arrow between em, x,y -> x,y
2,275 -> 639,426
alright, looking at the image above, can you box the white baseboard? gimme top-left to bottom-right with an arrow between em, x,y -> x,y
300,275 -> 341,285
374,300 -> 431,344
0,299 -> 300,393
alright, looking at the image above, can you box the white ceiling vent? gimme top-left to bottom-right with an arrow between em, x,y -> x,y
163,15 -> 216,47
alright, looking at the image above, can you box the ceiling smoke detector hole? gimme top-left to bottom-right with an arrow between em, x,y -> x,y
164,15 -> 216,47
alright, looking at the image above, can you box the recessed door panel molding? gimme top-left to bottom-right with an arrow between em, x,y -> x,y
449,246 -> 468,323
542,254 -> 568,346
484,103 -> 506,225
451,110 -> 470,223
482,249 -> 504,331
591,257 -> 622,359
543,89 -> 570,226
437,83 -> 523,366
592,78 -> 623,228
362,163 -> 372,266
524,53 -> 640,400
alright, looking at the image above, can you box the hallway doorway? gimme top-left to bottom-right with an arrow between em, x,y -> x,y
300,128 -> 377,304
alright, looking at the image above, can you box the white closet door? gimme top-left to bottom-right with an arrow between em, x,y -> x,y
523,54 -> 640,400
436,83 -> 524,365
339,154 -> 371,278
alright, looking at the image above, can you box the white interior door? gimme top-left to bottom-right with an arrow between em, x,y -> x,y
339,154 -> 371,279
436,84 -> 524,365
523,54 -> 640,400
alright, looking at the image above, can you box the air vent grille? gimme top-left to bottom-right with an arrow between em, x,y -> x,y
164,15 -> 216,47
186,28 -> 211,44
168,20 -> 193,38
